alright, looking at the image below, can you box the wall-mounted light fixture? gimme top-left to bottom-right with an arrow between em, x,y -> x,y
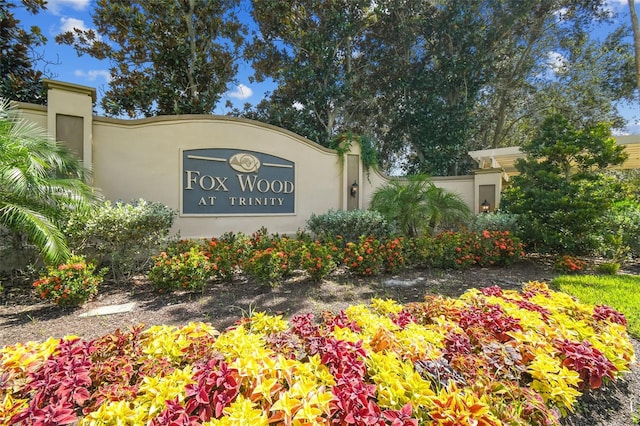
481,199 -> 490,213
350,180 -> 359,198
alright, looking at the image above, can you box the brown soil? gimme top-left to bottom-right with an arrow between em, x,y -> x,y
1,258 -> 639,425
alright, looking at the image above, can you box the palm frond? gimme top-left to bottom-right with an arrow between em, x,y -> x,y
0,203 -> 69,264
0,98 -> 101,264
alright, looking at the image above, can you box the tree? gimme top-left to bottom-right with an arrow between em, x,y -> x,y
245,0 -> 626,176
629,0 -> 640,102
362,0 -> 502,176
501,114 -> 628,255
0,0 -> 47,104
370,175 -> 470,237
468,1 -> 621,151
245,0 -> 375,147
56,0 -> 246,118
473,15 -> 634,151
0,99 -> 100,264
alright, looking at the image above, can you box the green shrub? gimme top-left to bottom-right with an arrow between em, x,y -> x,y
300,240 -> 338,281
597,200 -> 640,259
164,238 -> 206,256
243,233 -> 308,284
64,199 -> 176,280
473,230 -> 524,267
203,237 -> 239,281
595,262 -> 620,275
33,255 -> 106,307
148,246 -> 211,292
501,114 -> 627,255
428,231 -> 475,269
242,247 -> 290,286
248,226 -> 277,250
380,237 -> 405,273
554,255 -> 587,274
342,235 -> 385,276
468,212 -> 521,233
306,209 -> 392,242
404,230 -> 524,270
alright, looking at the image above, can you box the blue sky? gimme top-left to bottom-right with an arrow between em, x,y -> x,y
14,0 -> 640,133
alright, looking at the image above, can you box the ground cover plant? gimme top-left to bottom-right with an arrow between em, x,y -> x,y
1,281 -> 634,425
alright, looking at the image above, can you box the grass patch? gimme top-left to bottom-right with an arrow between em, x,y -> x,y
553,274 -> 640,338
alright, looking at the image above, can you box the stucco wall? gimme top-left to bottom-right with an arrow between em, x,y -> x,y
14,102 -> 47,129
91,115 -> 359,237
13,80 -> 498,239
432,175 -> 476,209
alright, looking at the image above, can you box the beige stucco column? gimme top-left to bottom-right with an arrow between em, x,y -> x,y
341,139 -> 362,211
43,80 -> 96,168
473,169 -> 503,213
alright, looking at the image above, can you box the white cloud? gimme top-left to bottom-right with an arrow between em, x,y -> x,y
546,51 -> 567,74
74,69 -> 111,83
227,84 -> 253,100
292,101 -> 304,111
59,17 -> 101,42
60,17 -> 90,32
47,0 -> 90,15
553,7 -> 569,20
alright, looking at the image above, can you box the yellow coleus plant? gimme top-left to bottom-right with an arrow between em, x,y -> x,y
590,322 -> 635,373
248,312 -> 289,334
142,322 -> 218,362
370,297 -> 404,315
79,400 -> 149,426
203,395 -> 269,426
133,365 -> 195,420
213,325 -> 269,361
428,382 -> 501,426
394,323 -> 445,362
527,349 -> 582,414
344,304 -> 399,336
0,337 -> 61,381
367,350 -> 434,420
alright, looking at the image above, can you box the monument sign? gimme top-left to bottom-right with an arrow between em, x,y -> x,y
181,148 -> 295,215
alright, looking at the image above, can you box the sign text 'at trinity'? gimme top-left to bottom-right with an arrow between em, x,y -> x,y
182,149 -> 295,215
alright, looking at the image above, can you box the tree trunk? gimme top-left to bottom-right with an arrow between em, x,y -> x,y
629,0 -> 640,105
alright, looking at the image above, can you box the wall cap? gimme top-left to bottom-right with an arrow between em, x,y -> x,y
43,79 -> 97,102
93,113 -> 338,154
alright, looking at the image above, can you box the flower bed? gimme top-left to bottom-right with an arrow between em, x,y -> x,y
1,282 -> 634,425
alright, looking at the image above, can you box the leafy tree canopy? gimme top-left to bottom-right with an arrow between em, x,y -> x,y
56,0 -> 247,118
243,0 -> 623,176
0,0 -> 47,104
245,0 -> 375,147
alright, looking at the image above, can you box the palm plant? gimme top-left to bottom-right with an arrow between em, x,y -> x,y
370,174 -> 470,237
0,99 -> 100,264
423,184 -> 472,232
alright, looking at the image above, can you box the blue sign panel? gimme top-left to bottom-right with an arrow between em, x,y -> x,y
182,149 -> 295,214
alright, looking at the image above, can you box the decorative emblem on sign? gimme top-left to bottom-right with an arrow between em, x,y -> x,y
229,153 -> 261,173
